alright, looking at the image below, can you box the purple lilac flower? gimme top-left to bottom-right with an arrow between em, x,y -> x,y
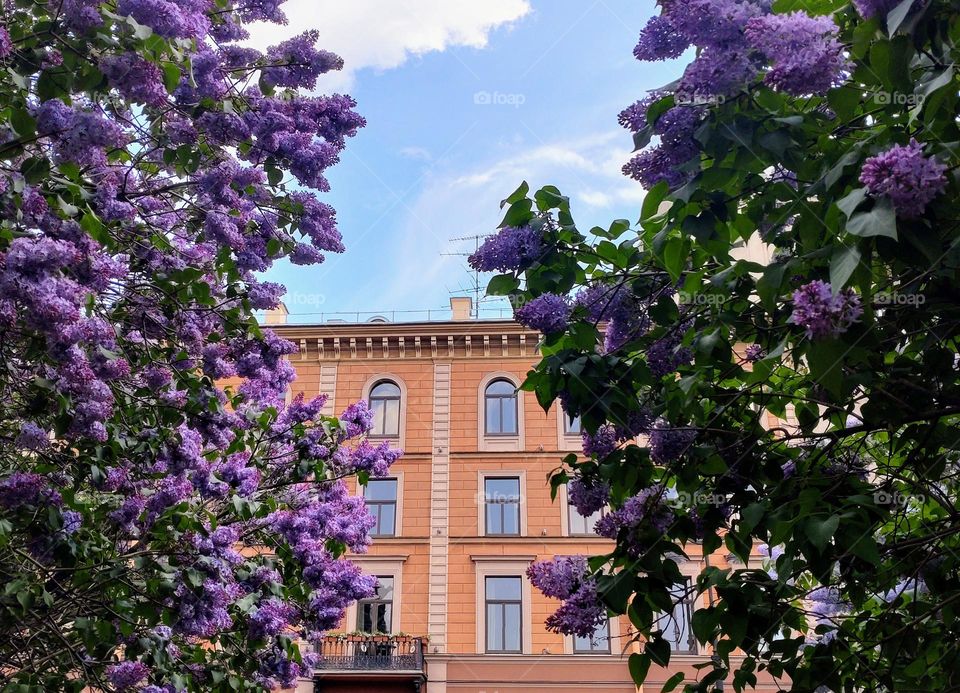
859,139 -> 947,218
623,143 -> 697,190
633,14 -> 689,61
788,280 -> 863,340
16,422 -> 49,450
744,12 -> 849,96
527,555 -> 589,599
676,46 -> 758,101
544,580 -> 607,637
647,333 -> 693,378
263,31 -> 343,89
744,344 -> 765,362
257,645 -> 302,688
115,0 -> 211,39
106,661 -> 150,691
596,485 -> 675,553
617,91 -> 667,133
100,53 -> 169,107
60,0 -> 104,32
582,424 -> 618,459
249,597 -> 298,640
0,27 -> 12,59
468,226 -> 545,273
515,293 -> 571,334
61,510 -> 82,535
568,477 -> 610,516
0,472 -> 61,509
852,0 -> 914,19
881,577 -> 928,603
338,400 -> 373,439
649,419 -> 697,464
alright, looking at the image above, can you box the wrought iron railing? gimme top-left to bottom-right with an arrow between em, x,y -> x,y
315,636 -> 425,672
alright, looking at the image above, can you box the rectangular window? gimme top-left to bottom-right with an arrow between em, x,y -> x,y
573,619 -> 610,653
564,413 -> 582,435
485,576 -> 522,653
364,479 -> 398,537
484,477 -> 520,535
568,503 -> 605,536
356,576 -> 394,634
656,577 -> 696,653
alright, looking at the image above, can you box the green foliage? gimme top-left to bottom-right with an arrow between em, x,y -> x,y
489,1 -> 960,690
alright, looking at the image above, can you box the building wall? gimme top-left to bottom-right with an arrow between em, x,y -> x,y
278,318 -> 776,692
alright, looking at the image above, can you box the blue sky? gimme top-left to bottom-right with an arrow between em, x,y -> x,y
248,1 -> 688,322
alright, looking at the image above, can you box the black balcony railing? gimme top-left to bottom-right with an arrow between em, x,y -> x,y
315,636 -> 425,673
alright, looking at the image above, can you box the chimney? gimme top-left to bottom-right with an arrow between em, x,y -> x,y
264,302 -> 289,325
450,296 -> 473,321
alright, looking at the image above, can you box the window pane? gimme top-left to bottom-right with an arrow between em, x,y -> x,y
487,604 -> 502,651
485,397 -> 501,433
485,477 -> 519,499
382,399 -> 400,436
371,381 -> 401,398
358,604 -> 373,632
658,579 -> 694,652
569,505 -> 603,535
485,503 -> 501,534
565,414 -> 582,434
376,603 -> 392,632
486,577 -> 521,600
377,505 -> 395,536
486,380 -> 515,396
376,577 -> 394,600
574,620 -> 609,652
504,603 -> 521,651
502,502 -> 519,535
365,479 -> 397,501
500,398 -> 517,433
370,399 -> 386,435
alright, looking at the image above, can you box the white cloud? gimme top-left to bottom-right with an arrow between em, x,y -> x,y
371,130 -> 647,308
245,0 -> 532,89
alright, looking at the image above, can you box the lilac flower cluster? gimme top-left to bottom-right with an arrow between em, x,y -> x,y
468,226 -> 545,273
106,661 -> 150,691
649,419 -> 697,464
595,485 -> 676,554
646,325 -> 693,378
581,408 -> 654,460
249,597 -> 299,640
744,344 -> 765,362
263,31 -> 343,89
852,0 -> 912,19
859,139 -> 948,218
0,27 -> 12,59
100,53 -> 169,106
567,477 -> 611,516
744,13 -> 849,96
788,280 -> 863,340
515,293 -> 571,334
624,1 -> 849,187
528,556 -> 607,637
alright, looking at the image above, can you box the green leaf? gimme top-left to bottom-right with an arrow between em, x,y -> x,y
846,199 -> 898,240
641,181 -> 670,221
486,274 -> 519,296
886,0 -> 915,34
837,188 -> 867,218
807,515 -> 839,550
10,109 -> 36,138
20,157 -> 50,185
829,245 -> 862,291
661,672 -> 686,692
629,653 -> 651,684
503,181 -> 529,206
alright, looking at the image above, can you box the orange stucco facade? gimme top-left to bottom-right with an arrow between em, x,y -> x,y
275,302 -> 776,693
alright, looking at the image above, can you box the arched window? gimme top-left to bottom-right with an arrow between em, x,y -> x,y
369,380 -> 401,438
484,379 -> 518,435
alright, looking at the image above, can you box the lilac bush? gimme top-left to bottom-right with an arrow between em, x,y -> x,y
0,2 -> 394,691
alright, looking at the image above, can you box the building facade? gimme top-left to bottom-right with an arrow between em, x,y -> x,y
276,298 -> 764,693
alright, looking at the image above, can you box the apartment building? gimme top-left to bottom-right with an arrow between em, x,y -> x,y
274,298 -> 757,693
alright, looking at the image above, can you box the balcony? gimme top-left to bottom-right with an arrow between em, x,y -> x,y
313,635 -> 427,692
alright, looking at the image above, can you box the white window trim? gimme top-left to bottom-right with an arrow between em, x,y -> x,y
361,373 -> 407,449
363,470 -> 403,538
477,470 -> 527,538
472,556 -> 535,655
477,372 -> 524,452
343,556 -> 406,634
